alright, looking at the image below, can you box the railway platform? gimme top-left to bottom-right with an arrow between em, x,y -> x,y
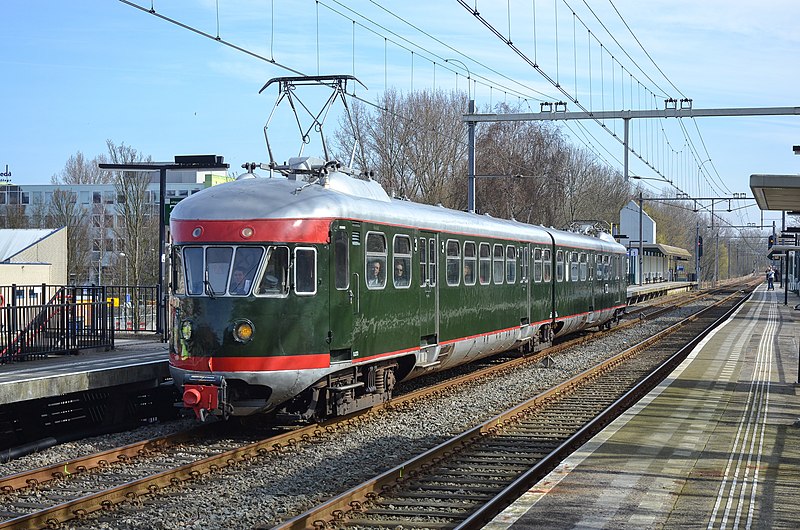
487,284 -> 800,529
626,280 -> 697,304
0,338 -> 169,406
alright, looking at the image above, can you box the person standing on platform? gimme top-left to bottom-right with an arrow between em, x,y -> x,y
766,267 -> 775,290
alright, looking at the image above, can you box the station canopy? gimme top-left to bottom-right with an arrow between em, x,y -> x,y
768,244 -> 800,260
644,243 -> 692,260
750,174 -> 800,211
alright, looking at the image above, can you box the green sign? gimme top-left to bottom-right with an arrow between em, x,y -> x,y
165,197 -> 183,225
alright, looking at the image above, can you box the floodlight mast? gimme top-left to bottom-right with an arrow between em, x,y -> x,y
259,75 -> 367,171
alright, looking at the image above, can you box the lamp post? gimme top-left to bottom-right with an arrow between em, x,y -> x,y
119,252 -> 129,329
99,155 -> 229,339
639,190 -> 644,285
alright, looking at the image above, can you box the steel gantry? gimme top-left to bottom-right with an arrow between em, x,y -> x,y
462,105 -> 800,212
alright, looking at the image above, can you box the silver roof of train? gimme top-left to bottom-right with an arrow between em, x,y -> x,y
172,162 -> 625,253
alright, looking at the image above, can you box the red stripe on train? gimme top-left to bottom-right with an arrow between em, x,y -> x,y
171,218 -> 333,244
170,353 -> 331,372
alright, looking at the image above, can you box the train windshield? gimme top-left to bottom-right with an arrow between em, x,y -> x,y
182,246 -> 264,296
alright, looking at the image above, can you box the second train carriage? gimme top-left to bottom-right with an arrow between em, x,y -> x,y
168,157 -> 628,421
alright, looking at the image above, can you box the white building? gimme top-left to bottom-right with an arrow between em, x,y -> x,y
619,199 -> 693,284
0,227 -> 67,286
0,169 -> 230,284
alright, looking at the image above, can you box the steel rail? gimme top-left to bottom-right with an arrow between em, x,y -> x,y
274,286 -> 752,529
0,280 -> 754,529
0,419 -> 348,529
456,288 -> 752,529
0,426 -> 213,494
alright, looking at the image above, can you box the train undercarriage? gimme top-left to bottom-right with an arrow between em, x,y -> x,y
277,360 -> 402,421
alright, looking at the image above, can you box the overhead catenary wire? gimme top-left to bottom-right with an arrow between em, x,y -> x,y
123,0 -> 750,225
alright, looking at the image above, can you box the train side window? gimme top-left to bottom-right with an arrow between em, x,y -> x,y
207,247 -> 234,295
446,239 -> 461,286
229,247 -> 264,295
366,232 -> 387,289
419,237 -> 427,287
393,235 -> 412,288
334,230 -> 349,290
492,244 -> 504,284
479,243 -> 491,285
172,247 -> 186,294
533,248 -> 543,283
556,250 -> 564,282
543,249 -> 552,282
464,241 -> 477,285
580,253 -> 587,282
428,239 -> 437,286
184,247 -> 205,295
256,246 -> 289,296
506,245 -> 517,284
568,252 -> 578,282
294,247 -> 317,295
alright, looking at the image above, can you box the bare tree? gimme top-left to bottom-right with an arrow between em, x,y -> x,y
105,140 -> 158,287
336,94 -> 632,231
51,151 -> 110,184
0,205 -> 29,228
335,88 -> 469,209
45,189 -> 90,284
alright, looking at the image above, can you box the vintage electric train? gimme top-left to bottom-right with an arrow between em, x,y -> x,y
168,157 -> 628,421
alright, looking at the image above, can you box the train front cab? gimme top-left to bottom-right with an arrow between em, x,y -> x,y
169,238 -> 334,420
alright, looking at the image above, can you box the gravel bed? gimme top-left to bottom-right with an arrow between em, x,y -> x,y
0,296 -> 722,529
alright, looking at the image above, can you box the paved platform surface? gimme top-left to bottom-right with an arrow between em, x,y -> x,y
0,338 -> 169,405
487,284 -> 800,529
627,280 -> 697,303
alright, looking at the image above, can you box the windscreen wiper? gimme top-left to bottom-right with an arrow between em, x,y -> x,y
203,269 -> 216,299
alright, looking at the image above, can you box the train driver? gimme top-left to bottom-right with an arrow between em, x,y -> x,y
229,268 -> 249,295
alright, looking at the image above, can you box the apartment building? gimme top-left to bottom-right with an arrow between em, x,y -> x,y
0,170 -> 230,284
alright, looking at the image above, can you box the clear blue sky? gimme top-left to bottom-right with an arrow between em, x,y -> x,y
2,0 -> 798,227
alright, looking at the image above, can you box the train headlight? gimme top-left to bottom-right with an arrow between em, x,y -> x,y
180,320 -> 193,341
232,319 -> 255,343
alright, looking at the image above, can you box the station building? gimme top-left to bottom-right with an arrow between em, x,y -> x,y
617,199 -> 693,284
0,227 -> 67,286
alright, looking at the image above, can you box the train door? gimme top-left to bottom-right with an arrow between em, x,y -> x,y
584,252 -> 596,325
329,224 -> 354,363
589,252 -> 596,314
523,244 -> 531,325
418,232 -> 438,348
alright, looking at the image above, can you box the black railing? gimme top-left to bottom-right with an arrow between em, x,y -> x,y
102,285 -> 161,333
0,284 -> 162,363
0,287 -> 114,362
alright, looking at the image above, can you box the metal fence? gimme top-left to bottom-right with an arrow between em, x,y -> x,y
0,284 -> 161,363
101,285 -> 161,333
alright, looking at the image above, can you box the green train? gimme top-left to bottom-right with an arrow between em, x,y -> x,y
169,157 -> 628,421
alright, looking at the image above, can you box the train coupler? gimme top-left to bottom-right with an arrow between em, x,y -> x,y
181,374 -> 228,421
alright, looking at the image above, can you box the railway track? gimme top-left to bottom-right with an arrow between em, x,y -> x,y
0,282 -> 754,529
273,285 -> 753,530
